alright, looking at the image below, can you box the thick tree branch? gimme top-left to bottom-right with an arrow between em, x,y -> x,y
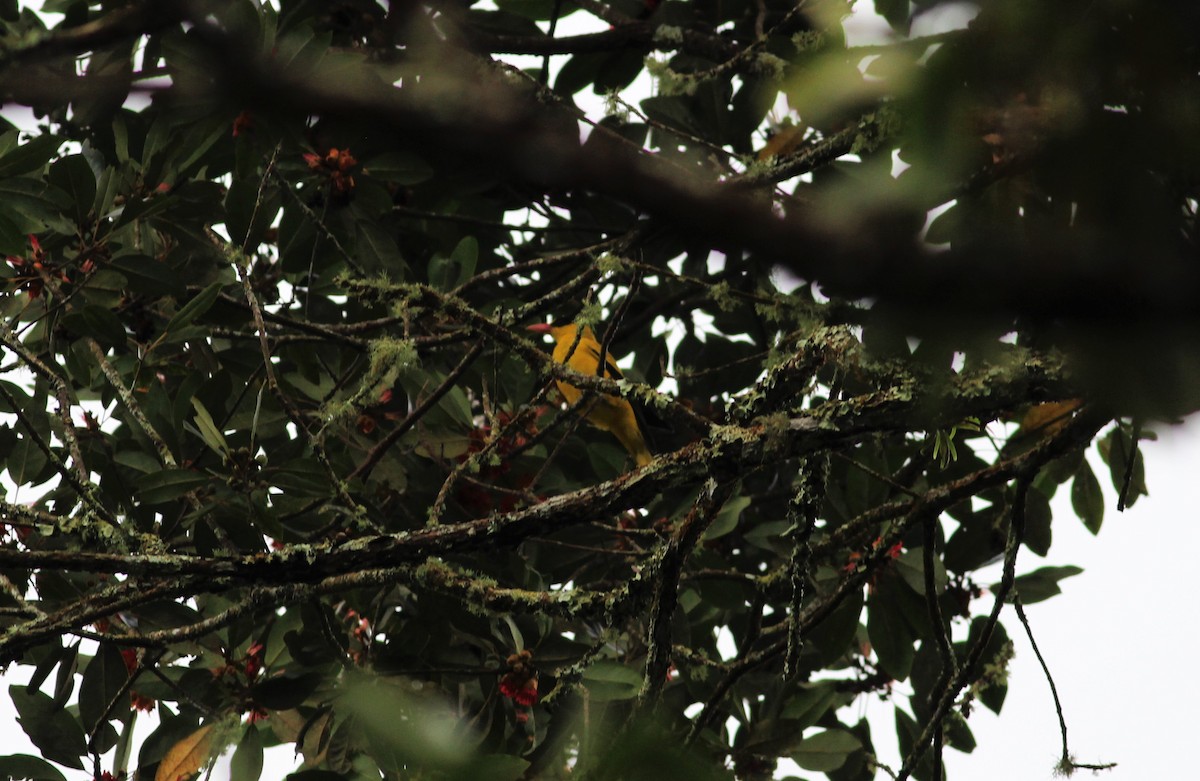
0,0 -> 186,67
167,26 -> 1200,330
0,364 -> 1087,588
638,481 -> 734,708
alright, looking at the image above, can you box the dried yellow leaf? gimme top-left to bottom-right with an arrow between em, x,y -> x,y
1018,399 -> 1083,436
155,724 -> 214,781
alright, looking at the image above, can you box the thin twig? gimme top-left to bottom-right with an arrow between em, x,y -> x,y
351,338 -> 486,481
452,237 -> 621,297
0,383 -> 118,528
0,322 -> 93,483
86,649 -> 165,754
896,473 -> 1034,781
393,205 -> 616,235
87,338 -> 176,468
923,513 -> 957,684
1013,597 -> 1116,775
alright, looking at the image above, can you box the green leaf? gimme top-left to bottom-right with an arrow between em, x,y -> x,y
0,754 -> 68,781
135,469 -> 209,504
165,282 -> 223,335
703,494 -> 749,540
790,729 -> 861,773
79,305 -> 128,348
894,548 -> 948,596
461,755 -> 529,781
224,175 -> 279,249
1070,459 -> 1104,534
779,682 -> 839,728
170,119 -> 228,178
1007,565 -> 1084,605
894,708 -> 924,773
867,578 -> 916,680
436,385 -> 473,427
0,177 -> 71,233
355,221 -> 405,274
271,28 -> 332,77
78,644 -> 131,736
450,235 -> 478,281
7,434 -> 49,486
875,0 -> 911,33
964,617 -> 1010,714
191,398 -> 232,459
585,438 -> 627,478
112,114 -> 130,163
0,210 -> 26,255
0,134 -> 60,177
802,587 -> 864,669
1022,487 -> 1052,556
428,236 -> 477,291
114,192 -> 177,227
641,96 -> 704,138
594,49 -> 645,94
93,165 -> 121,219
252,672 -> 324,710
555,52 -> 603,95
338,672 -> 471,774
363,151 -> 433,185
111,254 -> 186,297
943,711 -> 976,753
114,449 -> 163,473
582,660 -> 642,702
744,519 -> 791,552
230,726 -> 264,781
413,431 -> 473,460
268,460 -> 332,498
1101,427 -> 1148,509
465,8 -> 544,37
47,154 -> 96,225
10,685 -> 87,770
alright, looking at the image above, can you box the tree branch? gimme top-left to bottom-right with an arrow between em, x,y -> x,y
1013,597 -> 1116,775
0,0 -> 185,67
638,481 -> 734,708
896,472 -> 1033,781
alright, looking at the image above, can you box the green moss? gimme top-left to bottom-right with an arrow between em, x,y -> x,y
792,30 -> 825,53
759,412 -> 791,456
646,57 -> 700,97
850,108 -> 902,156
577,300 -> 603,328
753,52 -> 789,81
709,281 -> 737,312
652,25 -> 684,46
322,337 -> 417,425
596,252 -> 632,275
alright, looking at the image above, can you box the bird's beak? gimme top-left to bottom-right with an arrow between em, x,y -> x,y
526,323 -> 553,335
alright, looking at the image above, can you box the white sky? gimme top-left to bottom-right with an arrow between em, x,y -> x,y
2,2 -> 1196,780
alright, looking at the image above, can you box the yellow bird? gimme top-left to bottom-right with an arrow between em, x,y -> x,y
528,322 -> 653,467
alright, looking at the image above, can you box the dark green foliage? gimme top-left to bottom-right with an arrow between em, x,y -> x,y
0,1 -> 1184,779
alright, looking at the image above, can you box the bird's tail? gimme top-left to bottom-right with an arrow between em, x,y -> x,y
620,427 -> 654,468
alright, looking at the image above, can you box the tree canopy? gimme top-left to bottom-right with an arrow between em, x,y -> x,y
0,0 -> 1189,779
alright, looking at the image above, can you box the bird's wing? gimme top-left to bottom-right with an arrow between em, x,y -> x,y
584,342 -> 624,380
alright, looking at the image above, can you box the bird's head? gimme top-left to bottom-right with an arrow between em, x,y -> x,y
526,322 -> 579,343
